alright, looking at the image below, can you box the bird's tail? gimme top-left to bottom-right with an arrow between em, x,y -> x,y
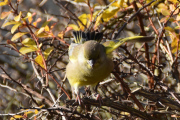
72,31 -> 103,43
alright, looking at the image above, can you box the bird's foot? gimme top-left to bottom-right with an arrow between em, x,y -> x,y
94,93 -> 103,106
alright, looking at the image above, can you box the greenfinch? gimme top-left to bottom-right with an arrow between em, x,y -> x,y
66,31 -> 154,104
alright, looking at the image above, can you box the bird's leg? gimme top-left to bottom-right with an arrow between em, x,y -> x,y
76,92 -> 82,105
74,87 -> 82,105
94,83 -> 103,106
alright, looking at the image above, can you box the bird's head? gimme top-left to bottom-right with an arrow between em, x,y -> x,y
82,40 -> 106,69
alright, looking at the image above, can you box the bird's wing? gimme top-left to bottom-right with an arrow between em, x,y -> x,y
103,36 -> 155,54
68,43 -> 82,62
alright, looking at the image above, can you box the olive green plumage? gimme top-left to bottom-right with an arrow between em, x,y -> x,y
66,30 -> 154,97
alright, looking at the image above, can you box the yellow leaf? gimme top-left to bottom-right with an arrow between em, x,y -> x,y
78,14 -> 91,30
111,0 -> 124,7
22,38 -> 36,47
169,32 -> 180,53
2,21 -> 17,28
33,18 -> 42,27
24,12 -> 32,19
11,32 -> 28,41
169,0 -> 178,4
102,6 -> 120,22
36,32 -> 53,38
37,27 -> 45,35
0,11 -> 11,19
164,27 -> 174,32
161,9 -> 170,16
93,11 -> 102,28
36,21 -> 50,35
44,47 -> 54,60
74,0 -> 86,2
39,104 -> 45,108
35,55 -> 45,69
10,115 -> 23,120
0,0 -> 8,6
11,22 -> 22,34
24,111 -> 34,115
44,25 -> 49,31
19,46 -> 38,54
14,11 -> 22,22
175,26 -> 180,29
28,15 -> 33,23
176,14 -> 180,21
68,24 -> 80,31
35,109 -> 39,114
58,31 -> 64,39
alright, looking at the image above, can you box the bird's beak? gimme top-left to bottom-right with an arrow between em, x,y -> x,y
87,59 -> 95,68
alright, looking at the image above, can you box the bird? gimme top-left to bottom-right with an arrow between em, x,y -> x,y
66,30 -> 154,104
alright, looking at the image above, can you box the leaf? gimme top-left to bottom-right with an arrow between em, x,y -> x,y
22,38 -> 36,47
36,21 -> 50,35
161,9 -> 170,16
78,14 -> 91,30
169,31 -> 180,53
11,32 -> 28,41
0,11 -> 11,19
19,46 -> 38,54
176,14 -> 180,21
10,115 -> 23,120
68,24 -> 80,31
11,22 -> 22,34
111,0 -> 124,7
24,12 -> 32,19
0,0 -> 8,6
169,0 -> 178,4
36,32 -> 53,38
24,111 -> 34,116
35,109 -> 39,114
175,26 -> 180,29
2,21 -> 18,28
44,25 -> 49,31
58,31 -> 64,39
44,47 -> 54,60
35,55 -> 45,69
164,27 -> 174,32
74,0 -> 86,2
102,6 -> 120,22
14,11 -> 22,22
33,18 -> 42,27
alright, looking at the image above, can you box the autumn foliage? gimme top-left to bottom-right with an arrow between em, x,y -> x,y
0,0 -> 180,119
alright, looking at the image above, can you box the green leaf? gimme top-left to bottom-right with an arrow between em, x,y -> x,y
164,27 -> 174,32
22,38 -> 37,47
11,32 -> 28,41
19,46 -> 38,54
11,22 -> 22,34
44,47 -> 54,60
